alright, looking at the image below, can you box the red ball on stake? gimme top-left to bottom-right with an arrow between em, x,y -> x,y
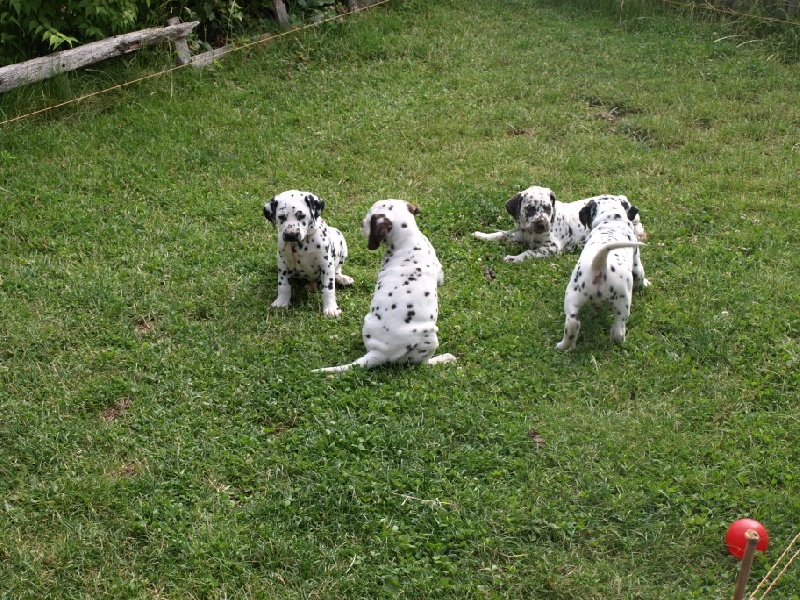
726,518 -> 769,559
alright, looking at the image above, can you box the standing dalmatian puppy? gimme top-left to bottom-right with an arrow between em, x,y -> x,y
555,196 -> 650,351
263,190 -> 353,317
473,185 -> 647,262
314,200 -> 456,373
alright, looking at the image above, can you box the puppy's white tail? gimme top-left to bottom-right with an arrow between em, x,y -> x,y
312,351 -> 457,374
312,352 -> 383,374
590,241 -> 646,272
312,362 -> 357,373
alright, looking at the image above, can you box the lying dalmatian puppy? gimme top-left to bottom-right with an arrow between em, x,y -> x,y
314,200 -> 456,373
473,185 -> 647,262
555,196 -> 650,351
263,190 -> 353,317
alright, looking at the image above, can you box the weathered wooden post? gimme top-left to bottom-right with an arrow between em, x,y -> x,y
167,17 -> 193,65
732,529 -> 760,600
273,0 -> 290,27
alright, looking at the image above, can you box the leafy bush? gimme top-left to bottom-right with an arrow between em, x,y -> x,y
0,0 -> 152,65
0,0 -> 346,66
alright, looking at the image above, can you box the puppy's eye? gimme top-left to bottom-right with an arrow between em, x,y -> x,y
296,212 -> 306,220
278,215 -> 288,223
543,206 -> 551,213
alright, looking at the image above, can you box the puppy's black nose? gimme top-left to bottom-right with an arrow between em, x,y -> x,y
283,232 -> 301,242
532,222 -> 548,233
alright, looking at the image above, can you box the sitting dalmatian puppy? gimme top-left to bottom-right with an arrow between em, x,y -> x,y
473,185 -> 647,262
263,190 -> 353,317
555,196 -> 650,351
314,200 -> 456,373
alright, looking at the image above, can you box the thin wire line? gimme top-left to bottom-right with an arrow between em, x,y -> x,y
0,0 -> 393,127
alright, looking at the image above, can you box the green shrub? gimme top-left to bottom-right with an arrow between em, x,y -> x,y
0,0 -> 344,66
0,0 -> 152,65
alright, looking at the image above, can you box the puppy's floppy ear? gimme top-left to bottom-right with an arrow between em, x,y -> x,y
505,193 -> 523,219
406,202 -> 421,216
579,200 -> 597,229
263,198 -> 278,226
626,204 -> 640,222
368,214 -> 392,251
305,194 -> 325,220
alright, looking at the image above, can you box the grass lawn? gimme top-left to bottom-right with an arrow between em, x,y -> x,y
1,0 -> 799,597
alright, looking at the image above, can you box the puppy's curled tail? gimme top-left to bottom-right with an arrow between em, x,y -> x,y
590,241 -> 646,272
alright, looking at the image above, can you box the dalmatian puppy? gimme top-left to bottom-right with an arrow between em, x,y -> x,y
555,196 -> 650,351
263,190 -> 353,317
314,200 -> 456,373
473,185 -> 647,262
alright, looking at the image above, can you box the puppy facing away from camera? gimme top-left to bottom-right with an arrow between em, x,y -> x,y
263,190 -> 353,317
313,200 -> 457,373
555,196 -> 650,351
473,185 -> 648,262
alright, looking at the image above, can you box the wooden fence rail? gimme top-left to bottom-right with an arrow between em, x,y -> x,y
0,21 -> 199,94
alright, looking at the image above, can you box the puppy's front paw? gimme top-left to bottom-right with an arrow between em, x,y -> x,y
636,278 -> 651,289
272,297 -> 291,308
323,306 -> 342,318
473,231 -> 489,240
555,340 -> 572,352
504,255 -> 522,263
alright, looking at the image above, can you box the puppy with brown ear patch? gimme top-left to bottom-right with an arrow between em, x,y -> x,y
314,200 -> 456,373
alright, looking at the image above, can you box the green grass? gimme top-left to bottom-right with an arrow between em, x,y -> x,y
1,0 -> 799,597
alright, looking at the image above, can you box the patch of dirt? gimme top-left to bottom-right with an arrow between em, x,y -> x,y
135,315 -> 156,335
108,462 -> 143,479
101,397 -> 132,423
528,428 -> 546,449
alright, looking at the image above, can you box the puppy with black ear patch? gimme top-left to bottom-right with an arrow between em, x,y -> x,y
555,196 -> 650,351
263,190 -> 353,317
473,185 -> 648,262
314,200 -> 456,373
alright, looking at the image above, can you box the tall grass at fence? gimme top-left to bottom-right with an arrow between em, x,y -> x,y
548,0 -> 800,59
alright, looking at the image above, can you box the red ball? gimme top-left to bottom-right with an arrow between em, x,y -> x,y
726,518 -> 769,559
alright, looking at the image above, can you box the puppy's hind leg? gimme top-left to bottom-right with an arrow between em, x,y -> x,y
632,249 -> 650,289
556,299 -> 582,352
610,300 -> 630,344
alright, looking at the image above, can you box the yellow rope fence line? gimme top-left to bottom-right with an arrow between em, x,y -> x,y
2,0 -> 797,128
0,0 -> 393,127
748,531 -> 800,600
